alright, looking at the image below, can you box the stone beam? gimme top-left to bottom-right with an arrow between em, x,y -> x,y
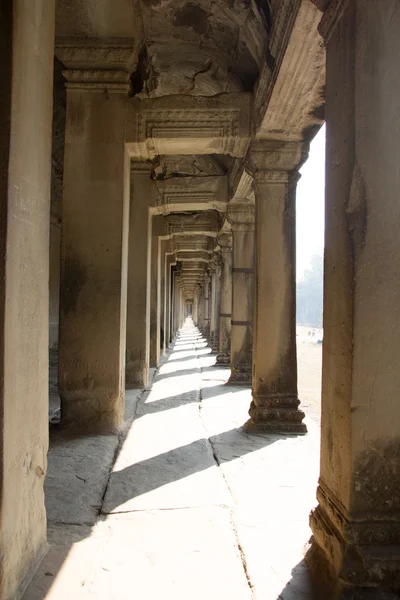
151,176 -> 228,215
167,212 -> 219,238
126,94 -> 252,159
175,251 -> 210,263
254,0 -> 325,142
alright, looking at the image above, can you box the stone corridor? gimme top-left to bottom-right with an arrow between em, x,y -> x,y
25,319 -> 320,600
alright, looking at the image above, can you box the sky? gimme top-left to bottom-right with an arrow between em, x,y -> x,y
296,124 -> 326,281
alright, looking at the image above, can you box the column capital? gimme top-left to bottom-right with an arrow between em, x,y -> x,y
226,202 -> 255,232
248,140 -> 309,182
56,43 -> 136,93
131,161 -> 153,175
217,232 -> 233,253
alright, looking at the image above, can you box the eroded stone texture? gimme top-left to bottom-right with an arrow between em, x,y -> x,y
0,3 -> 55,599
58,68 -> 130,433
309,1 -> 400,597
126,164 -> 154,387
227,204 -> 255,385
216,233 -> 233,365
245,140 -> 308,435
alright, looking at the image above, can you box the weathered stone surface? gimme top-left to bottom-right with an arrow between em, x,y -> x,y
0,3 -> 55,599
45,433 -> 120,525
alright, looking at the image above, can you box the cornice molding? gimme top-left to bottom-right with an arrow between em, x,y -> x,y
63,69 -> 131,93
126,94 -> 252,159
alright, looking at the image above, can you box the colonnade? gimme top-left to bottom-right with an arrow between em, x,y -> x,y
2,1 -> 400,598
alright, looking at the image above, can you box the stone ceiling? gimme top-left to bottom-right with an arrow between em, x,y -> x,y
56,0 -> 272,97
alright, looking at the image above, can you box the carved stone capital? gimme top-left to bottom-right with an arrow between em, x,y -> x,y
56,40 -> 137,70
217,233 -> 233,253
57,41 -> 136,93
130,161 -> 153,175
249,140 -> 309,177
63,69 -> 131,93
226,202 -> 255,232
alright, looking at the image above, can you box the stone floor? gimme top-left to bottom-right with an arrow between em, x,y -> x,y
24,319 -> 321,600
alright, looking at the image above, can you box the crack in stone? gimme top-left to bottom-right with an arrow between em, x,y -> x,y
194,332 -> 256,599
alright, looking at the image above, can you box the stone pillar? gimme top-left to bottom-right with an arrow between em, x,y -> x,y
227,205 -> 255,385
216,234 -> 233,365
126,164 -> 153,388
166,255 -> 175,346
173,272 -> 182,336
245,141 -> 308,434
59,66 -> 130,431
210,258 -> 221,352
0,3 -> 55,598
149,217 -> 167,368
193,293 -> 199,326
197,284 -> 204,333
159,239 -> 168,355
308,2 -> 400,596
203,274 -> 211,340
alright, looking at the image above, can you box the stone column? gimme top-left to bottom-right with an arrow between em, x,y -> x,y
245,141 -> 308,434
159,239 -> 169,355
149,217 -> 167,369
227,205 -> 255,385
216,234 -> 233,365
203,274 -> 211,340
58,67 -> 130,431
193,293 -> 199,326
0,3 -> 55,597
165,255 -> 175,346
126,164 -> 153,388
308,2 -> 400,596
196,284 -> 204,333
210,257 -> 222,352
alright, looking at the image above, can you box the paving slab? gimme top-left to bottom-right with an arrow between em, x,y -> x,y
25,319 -> 322,600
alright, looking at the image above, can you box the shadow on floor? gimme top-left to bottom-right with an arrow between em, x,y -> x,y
100,426 -> 303,515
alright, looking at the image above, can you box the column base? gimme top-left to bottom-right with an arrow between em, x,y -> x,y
308,484 -> 400,598
245,395 -> 307,434
216,352 -> 230,365
228,366 -> 252,386
125,362 -> 149,389
211,341 -> 219,354
60,390 -> 124,434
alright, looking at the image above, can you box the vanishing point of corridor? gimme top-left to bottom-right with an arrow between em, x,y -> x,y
25,319 -> 320,600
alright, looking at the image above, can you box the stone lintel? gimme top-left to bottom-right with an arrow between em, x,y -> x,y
153,175 -> 228,215
126,93 -> 252,159
254,1 -> 325,142
167,212 -> 219,238
176,251 -> 210,262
